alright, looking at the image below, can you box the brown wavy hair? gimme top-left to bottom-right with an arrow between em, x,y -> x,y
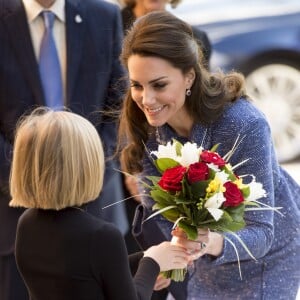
117,11 -> 245,174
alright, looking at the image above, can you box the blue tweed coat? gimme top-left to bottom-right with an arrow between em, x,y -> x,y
140,98 -> 300,299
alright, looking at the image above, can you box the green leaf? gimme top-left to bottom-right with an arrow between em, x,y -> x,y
223,165 -> 237,181
241,186 -> 250,198
210,143 -> 220,152
181,204 -> 192,220
144,205 -> 178,223
150,189 -> 176,206
182,177 -> 192,199
151,203 -> 180,222
194,207 -> 209,224
218,220 -> 245,232
202,208 -> 246,232
178,221 -> 198,240
222,221 -> 245,232
161,209 -> 180,222
172,139 -> 183,156
155,158 -> 179,173
146,176 -> 160,186
244,200 -> 261,207
225,204 -> 245,223
152,203 -> 161,211
174,197 -> 195,205
190,180 -> 209,199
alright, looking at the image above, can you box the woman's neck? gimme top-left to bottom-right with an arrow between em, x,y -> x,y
133,4 -> 166,18
168,113 -> 194,138
133,5 -> 148,18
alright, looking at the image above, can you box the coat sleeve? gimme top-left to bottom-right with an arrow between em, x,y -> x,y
90,224 -> 159,300
213,116 -> 276,264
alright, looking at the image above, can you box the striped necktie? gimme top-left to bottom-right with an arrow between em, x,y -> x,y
39,11 -> 63,109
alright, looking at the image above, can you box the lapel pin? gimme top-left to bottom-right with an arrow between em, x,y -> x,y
75,14 -> 82,23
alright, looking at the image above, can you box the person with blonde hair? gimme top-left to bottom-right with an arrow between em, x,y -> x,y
10,108 -> 189,300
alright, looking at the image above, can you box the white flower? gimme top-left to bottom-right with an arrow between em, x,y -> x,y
151,141 -> 203,167
178,142 -> 203,167
205,192 -> 226,221
151,141 -> 178,161
246,180 -> 267,201
214,170 -> 230,183
205,192 -> 226,209
206,207 -> 224,221
207,163 -> 220,172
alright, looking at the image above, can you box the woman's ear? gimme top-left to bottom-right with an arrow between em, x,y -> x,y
186,68 -> 196,88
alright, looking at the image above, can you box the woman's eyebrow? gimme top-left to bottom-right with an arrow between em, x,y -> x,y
149,76 -> 168,84
130,76 -> 168,84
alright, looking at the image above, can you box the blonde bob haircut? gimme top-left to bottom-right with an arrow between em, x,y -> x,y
9,108 -> 105,210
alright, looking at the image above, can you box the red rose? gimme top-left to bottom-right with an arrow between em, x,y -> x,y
158,165 -> 187,192
200,150 -> 226,167
223,181 -> 244,207
187,162 -> 209,183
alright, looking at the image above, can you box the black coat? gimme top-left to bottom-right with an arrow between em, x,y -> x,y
16,207 -> 160,300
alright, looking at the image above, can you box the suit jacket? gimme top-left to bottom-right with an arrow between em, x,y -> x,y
0,0 -> 127,255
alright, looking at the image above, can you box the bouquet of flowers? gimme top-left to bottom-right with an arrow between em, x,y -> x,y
145,139 -> 279,281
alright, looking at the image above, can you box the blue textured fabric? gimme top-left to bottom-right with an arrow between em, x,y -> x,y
140,98 -> 300,299
39,11 -> 63,109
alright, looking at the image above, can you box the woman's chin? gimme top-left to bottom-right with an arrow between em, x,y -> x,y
147,119 -> 165,128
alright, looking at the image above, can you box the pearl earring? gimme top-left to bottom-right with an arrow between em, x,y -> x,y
186,89 -> 191,96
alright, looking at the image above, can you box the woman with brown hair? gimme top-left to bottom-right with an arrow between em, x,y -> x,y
117,11 -> 300,300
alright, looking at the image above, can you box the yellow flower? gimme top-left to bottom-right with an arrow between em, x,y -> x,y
206,178 -> 226,194
234,178 -> 245,189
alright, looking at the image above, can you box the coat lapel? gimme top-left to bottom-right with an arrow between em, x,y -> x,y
65,0 -> 84,105
2,0 -> 45,105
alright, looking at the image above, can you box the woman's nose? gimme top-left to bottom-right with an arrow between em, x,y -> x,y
142,89 -> 155,106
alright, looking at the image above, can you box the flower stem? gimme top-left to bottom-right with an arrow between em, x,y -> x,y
162,268 -> 187,282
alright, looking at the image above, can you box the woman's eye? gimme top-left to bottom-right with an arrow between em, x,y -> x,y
153,83 -> 167,89
130,83 -> 142,90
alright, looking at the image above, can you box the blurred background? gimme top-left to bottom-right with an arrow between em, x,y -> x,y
108,0 -> 300,184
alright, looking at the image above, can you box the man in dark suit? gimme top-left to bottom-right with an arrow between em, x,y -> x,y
0,0 -> 128,299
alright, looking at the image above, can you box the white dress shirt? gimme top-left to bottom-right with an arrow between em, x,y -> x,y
22,0 -> 67,103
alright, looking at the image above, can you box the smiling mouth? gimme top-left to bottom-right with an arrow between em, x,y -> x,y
146,106 -> 166,113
